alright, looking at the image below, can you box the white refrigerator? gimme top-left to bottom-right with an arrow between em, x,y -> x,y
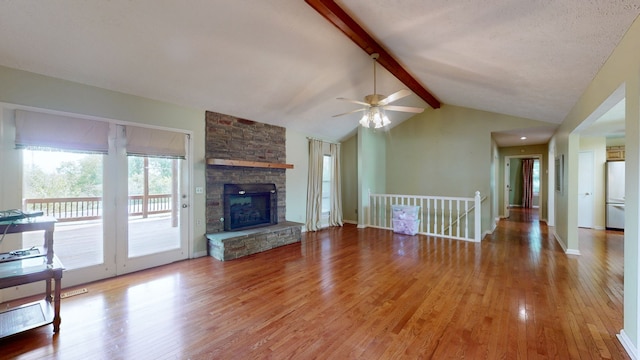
606,161 -> 625,230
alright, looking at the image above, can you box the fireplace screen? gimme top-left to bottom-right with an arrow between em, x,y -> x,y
223,183 -> 277,231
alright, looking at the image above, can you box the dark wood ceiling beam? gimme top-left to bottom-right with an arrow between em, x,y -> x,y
305,0 -> 441,109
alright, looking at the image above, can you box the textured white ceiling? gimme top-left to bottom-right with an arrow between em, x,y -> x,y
0,1 -> 638,143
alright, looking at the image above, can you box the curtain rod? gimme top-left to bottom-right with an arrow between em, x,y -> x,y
306,137 -> 340,145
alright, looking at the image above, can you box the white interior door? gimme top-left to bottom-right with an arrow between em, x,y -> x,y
504,160 -> 511,218
578,151 -> 594,228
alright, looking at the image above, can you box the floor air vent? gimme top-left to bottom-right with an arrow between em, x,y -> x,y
60,288 -> 88,299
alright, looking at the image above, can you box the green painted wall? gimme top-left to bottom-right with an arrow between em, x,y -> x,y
552,14 -> 640,349
357,126 -> 386,225
340,134 -> 358,223
384,104 -> 551,236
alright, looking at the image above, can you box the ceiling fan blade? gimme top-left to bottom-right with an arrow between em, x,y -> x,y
332,108 -> 367,117
337,97 -> 371,107
378,89 -> 411,106
383,105 -> 425,113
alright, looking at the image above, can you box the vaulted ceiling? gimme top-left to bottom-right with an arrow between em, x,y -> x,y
0,1 -> 638,144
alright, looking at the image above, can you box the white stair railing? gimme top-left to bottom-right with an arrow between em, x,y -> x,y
368,191 -> 484,242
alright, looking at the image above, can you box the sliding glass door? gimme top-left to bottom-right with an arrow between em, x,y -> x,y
22,149 -> 108,272
10,112 -> 190,296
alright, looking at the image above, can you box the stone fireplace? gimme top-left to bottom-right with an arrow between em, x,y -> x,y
205,111 -> 301,261
223,183 -> 277,231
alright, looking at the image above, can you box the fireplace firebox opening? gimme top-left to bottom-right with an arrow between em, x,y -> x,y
223,183 -> 277,231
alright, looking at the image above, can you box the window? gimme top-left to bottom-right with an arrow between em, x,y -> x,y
321,155 -> 332,215
532,159 -> 540,195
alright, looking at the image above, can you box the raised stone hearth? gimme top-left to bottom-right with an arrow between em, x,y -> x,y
205,111 -> 300,260
207,222 -> 302,261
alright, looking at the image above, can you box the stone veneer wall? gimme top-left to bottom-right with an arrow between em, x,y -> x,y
205,111 -> 287,234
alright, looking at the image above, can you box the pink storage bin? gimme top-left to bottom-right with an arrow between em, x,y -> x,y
392,219 -> 420,235
391,205 -> 420,220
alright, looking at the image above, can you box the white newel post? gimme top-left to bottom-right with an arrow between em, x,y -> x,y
474,191 -> 481,242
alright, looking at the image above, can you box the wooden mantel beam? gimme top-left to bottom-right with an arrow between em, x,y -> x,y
207,158 -> 294,169
305,0 -> 441,109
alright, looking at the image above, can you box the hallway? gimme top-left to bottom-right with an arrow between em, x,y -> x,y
490,207 -> 625,358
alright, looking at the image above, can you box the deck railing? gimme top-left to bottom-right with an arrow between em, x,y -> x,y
368,191 -> 485,242
24,194 -> 172,222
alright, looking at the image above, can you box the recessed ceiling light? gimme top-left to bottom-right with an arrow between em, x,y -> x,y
520,136 -> 527,140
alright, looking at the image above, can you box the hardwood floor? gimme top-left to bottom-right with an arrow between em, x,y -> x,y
0,208 -> 627,359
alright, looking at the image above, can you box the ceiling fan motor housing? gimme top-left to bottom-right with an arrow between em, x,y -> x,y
364,94 -> 385,105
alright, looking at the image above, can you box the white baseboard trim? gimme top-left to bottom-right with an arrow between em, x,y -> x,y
593,225 -> 606,230
553,231 -> 566,251
357,224 -> 367,229
618,330 -> 638,360
553,231 -> 581,256
492,218 -> 499,233
343,220 -> 358,225
192,250 -> 208,258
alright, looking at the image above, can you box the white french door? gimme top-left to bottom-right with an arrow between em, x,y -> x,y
12,122 -> 190,297
116,151 -> 189,275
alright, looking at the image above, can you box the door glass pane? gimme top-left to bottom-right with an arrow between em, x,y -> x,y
127,156 -> 180,258
22,149 -> 104,269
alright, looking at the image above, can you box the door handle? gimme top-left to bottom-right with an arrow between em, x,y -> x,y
182,204 -> 188,208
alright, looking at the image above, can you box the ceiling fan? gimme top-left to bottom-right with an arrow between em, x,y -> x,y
333,53 -> 425,128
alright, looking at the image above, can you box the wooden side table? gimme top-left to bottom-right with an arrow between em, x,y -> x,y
0,217 -> 64,338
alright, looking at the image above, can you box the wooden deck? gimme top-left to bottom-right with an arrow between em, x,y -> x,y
22,215 -> 180,269
0,208 -> 628,359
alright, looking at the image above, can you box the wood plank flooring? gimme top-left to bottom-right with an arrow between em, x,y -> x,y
0,208 -> 627,359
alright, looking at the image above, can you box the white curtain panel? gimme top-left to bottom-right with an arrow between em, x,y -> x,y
329,143 -> 343,227
305,139 -> 323,231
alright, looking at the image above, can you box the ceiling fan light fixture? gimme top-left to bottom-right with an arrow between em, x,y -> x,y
333,53 -> 423,128
359,106 -> 390,129
359,113 -> 371,128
